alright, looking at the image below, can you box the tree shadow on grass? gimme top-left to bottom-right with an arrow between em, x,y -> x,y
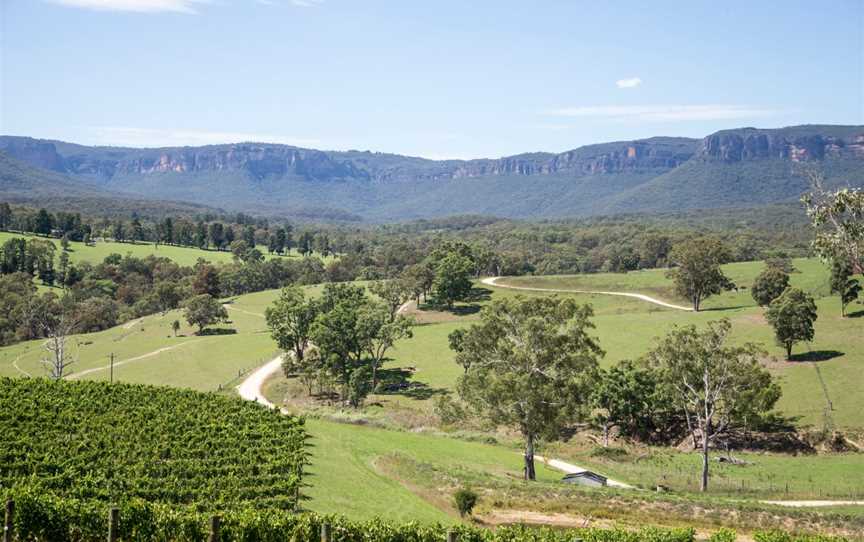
789,350 -> 844,363
466,286 -> 492,302
197,328 -> 237,336
846,309 -> 864,319
699,305 -> 752,312
375,366 -> 447,400
419,287 -> 492,316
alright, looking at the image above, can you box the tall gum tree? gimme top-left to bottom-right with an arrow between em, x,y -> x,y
452,296 -> 602,480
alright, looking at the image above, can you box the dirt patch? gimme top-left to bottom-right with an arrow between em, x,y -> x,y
481,509 -> 605,528
734,312 -> 768,326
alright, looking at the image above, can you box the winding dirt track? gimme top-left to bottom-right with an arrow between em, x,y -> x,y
236,355 -> 283,408
481,277 -> 693,311
66,340 -> 200,380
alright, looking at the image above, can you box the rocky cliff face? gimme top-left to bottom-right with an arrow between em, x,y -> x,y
699,127 -> 864,162
0,137 -> 66,172
0,135 -> 701,183
64,145 -> 370,182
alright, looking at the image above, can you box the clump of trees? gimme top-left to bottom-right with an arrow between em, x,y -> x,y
442,298 -> 781,491
266,283 -> 413,407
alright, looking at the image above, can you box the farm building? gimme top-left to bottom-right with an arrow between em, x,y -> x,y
561,470 -> 608,488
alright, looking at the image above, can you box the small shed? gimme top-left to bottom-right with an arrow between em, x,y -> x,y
561,470 -> 607,488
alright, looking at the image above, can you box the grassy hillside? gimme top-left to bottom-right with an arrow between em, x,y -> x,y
2,260 -> 862,531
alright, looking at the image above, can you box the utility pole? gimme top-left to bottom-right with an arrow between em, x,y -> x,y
109,353 -> 115,384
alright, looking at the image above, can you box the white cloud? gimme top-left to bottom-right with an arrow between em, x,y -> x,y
616,77 -> 642,89
88,126 -> 322,148
47,0 -> 208,13
291,0 -> 324,6
544,104 -> 780,122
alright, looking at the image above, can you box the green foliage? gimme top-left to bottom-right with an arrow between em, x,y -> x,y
0,378 -> 308,511
453,487 -> 478,517
432,253 -> 474,308
0,485 -> 708,542
347,365 -> 373,407
645,319 -> 779,491
802,175 -> 864,273
754,531 -> 849,542
454,295 -> 603,480
766,288 -> 819,359
266,284 -> 318,362
591,360 -> 676,444
751,266 -> 790,306
709,528 -> 737,542
183,294 -> 228,334
667,237 -> 735,311
829,257 -> 861,317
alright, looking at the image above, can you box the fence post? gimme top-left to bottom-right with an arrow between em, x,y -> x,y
3,500 -> 13,542
447,531 -> 457,542
320,523 -> 331,542
108,507 -> 119,542
208,516 -> 221,542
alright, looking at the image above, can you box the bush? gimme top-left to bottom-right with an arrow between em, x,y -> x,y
754,531 -> 848,542
710,528 -> 737,542
453,488 -> 478,517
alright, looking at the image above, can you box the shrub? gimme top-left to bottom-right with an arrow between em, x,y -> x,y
710,528 -> 737,542
453,488 -> 478,517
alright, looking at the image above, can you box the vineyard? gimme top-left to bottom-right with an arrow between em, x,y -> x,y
0,378 -> 308,511
0,489 -> 850,542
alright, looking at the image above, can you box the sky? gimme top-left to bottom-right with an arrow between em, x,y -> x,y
1,0 -> 862,159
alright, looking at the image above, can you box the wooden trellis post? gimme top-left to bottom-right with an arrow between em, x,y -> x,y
208,516 -> 221,542
107,507 -> 119,542
3,500 -> 13,542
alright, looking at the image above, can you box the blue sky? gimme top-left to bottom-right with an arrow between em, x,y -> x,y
1,0 -> 862,158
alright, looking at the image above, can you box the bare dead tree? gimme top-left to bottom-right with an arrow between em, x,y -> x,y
25,296 -> 80,380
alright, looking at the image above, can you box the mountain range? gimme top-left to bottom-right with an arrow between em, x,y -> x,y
1,124 -> 862,222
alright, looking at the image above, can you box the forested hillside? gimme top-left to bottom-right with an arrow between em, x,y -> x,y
1,125 -> 861,221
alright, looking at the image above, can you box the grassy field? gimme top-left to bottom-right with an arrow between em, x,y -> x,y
2,257 -> 863,531
0,231 -> 321,267
491,258 -> 862,430
0,289 -> 280,391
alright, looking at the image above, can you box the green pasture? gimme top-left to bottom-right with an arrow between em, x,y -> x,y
2,255 -> 863,524
0,231 -> 320,267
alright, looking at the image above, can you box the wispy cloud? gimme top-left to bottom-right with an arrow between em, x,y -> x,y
88,126 -> 322,148
46,0 -> 208,13
544,104 -> 780,122
616,77 -> 642,89
291,0 -> 324,6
